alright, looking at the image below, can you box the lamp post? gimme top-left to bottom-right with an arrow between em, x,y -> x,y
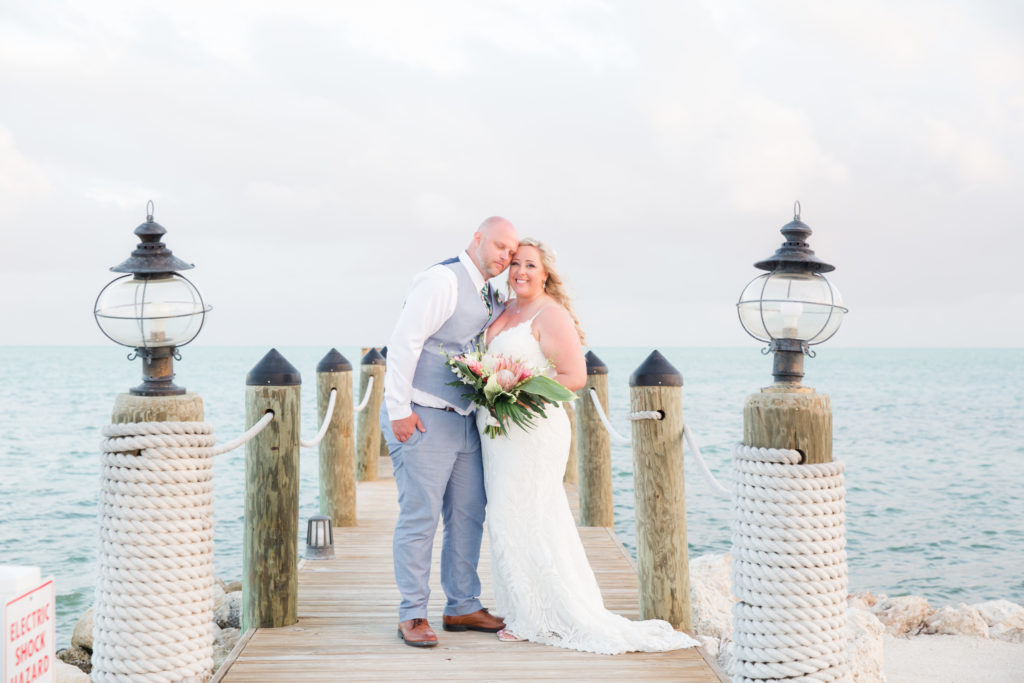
94,201 -> 211,395
737,202 -> 847,464
91,203 -> 216,681
731,204 -> 851,682
736,201 -> 847,386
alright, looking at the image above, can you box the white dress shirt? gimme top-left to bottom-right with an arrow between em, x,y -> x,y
385,250 -> 487,421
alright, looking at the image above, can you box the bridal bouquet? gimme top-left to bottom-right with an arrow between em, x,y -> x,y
446,350 -> 576,438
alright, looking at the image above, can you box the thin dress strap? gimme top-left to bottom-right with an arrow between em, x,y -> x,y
528,304 -> 553,323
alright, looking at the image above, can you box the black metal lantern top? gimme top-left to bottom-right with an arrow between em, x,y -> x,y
110,201 -> 194,276
753,201 -> 834,275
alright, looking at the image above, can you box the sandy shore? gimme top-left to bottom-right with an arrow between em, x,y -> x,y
883,634 -> 1024,682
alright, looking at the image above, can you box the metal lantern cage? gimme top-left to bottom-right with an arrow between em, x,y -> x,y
736,202 -> 848,384
94,202 -> 211,395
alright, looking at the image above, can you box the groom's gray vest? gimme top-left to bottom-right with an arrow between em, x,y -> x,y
411,257 -> 500,411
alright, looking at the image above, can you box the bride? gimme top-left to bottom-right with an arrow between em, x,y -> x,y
478,238 -> 699,654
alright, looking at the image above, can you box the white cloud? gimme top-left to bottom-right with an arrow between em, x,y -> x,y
82,182 -> 161,211
924,119 -> 1010,186
0,124 -> 50,199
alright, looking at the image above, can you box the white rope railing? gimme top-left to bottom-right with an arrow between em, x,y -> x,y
354,375 -> 374,413
684,423 -> 731,498
588,389 -> 731,497
211,412 -> 273,455
300,388 -> 336,448
588,388 -> 631,444
730,445 -> 848,683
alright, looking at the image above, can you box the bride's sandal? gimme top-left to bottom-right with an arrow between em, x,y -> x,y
496,628 -> 526,642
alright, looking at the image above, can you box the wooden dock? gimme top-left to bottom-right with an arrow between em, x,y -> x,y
215,461 -> 725,682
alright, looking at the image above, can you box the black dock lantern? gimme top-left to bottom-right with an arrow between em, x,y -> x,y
736,202 -> 847,385
94,201 -> 211,395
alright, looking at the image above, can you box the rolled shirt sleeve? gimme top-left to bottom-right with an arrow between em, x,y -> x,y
384,265 -> 458,421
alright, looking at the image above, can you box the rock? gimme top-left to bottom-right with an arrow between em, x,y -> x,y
212,626 -> 242,674
212,580 -> 226,616
847,607 -> 886,682
54,659 -> 90,683
848,590 -> 878,611
70,606 -> 94,651
217,626 -> 242,652
56,646 -> 91,674
972,599 -> 1024,642
924,603 -> 989,637
717,639 -> 735,678
689,553 -> 734,640
224,580 -> 242,593
872,595 -> 931,636
215,590 -> 242,629
695,634 -> 719,659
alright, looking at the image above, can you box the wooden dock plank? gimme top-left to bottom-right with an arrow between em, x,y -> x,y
218,463 -> 724,682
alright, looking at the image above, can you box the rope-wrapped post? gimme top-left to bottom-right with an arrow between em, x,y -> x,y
563,400 -> 578,485
378,346 -> 389,463
577,351 -> 613,526
629,350 -> 692,631
355,348 -> 386,481
94,392 -> 214,681
732,381 -> 847,682
317,348 -> 356,527
243,349 -> 301,630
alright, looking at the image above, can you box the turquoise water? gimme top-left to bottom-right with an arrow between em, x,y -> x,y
1,346 -> 1022,647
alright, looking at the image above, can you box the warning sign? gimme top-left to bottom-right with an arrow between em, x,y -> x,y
3,579 -> 54,683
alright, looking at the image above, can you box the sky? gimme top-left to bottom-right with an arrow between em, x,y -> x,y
1,0 -> 1022,349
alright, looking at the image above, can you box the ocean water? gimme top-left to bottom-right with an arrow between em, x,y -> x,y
0,346 -> 1022,647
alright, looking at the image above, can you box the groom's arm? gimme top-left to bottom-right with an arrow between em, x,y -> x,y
384,266 -> 458,438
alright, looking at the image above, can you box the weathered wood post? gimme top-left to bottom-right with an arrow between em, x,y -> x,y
577,350 -> 613,527
744,387 -> 832,464
563,400 -> 578,485
356,347 -> 386,481
629,350 -> 691,631
317,348 -> 356,527
243,349 -> 301,630
379,347 -> 390,463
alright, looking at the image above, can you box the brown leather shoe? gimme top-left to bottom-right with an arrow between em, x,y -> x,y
398,618 -> 438,647
442,608 -> 505,633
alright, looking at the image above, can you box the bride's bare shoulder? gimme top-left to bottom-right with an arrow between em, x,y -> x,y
534,302 -> 574,333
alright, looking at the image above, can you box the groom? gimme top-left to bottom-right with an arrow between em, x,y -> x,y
380,216 -> 519,647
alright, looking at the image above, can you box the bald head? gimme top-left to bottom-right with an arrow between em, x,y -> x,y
467,216 -> 519,279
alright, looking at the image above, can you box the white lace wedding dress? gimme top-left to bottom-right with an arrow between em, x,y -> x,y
478,319 -> 699,654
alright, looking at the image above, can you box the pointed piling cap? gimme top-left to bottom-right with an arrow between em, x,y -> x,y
361,347 -> 385,366
629,350 -> 683,387
247,348 -> 302,386
585,351 -> 608,375
316,348 -> 352,373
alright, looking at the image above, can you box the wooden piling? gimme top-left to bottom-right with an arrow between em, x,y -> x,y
563,400 -> 578,485
316,349 -> 356,527
578,351 -> 613,527
378,347 -> 389,463
243,349 -> 301,631
743,386 -> 832,464
629,350 -> 691,631
355,348 -> 386,481
111,392 -> 204,424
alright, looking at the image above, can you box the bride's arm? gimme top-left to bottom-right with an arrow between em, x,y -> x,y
535,307 -> 586,392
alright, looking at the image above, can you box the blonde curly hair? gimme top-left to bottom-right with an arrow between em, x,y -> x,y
509,237 -> 586,344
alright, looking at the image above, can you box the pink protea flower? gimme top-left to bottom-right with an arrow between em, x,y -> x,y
494,368 -> 518,390
466,358 -> 484,376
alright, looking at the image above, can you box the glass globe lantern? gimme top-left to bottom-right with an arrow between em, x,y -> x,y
94,202 -> 211,396
736,202 -> 848,385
